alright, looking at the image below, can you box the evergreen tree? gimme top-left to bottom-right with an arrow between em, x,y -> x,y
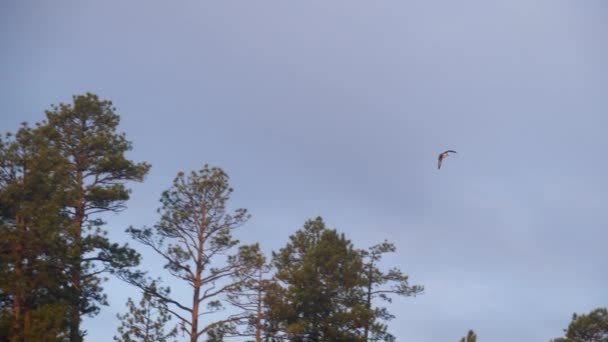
225,253 -> 272,342
0,125 -> 72,341
205,326 -> 225,342
265,217 -> 371,341
128,165 -> 263,342
39,93 -> 150,341
460,329 -> 477,342
551,307 -> 608,342
114,282 -> 177,342
361,241 -> 423,341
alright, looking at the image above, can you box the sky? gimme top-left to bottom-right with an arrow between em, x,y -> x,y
1,0 -> 607,340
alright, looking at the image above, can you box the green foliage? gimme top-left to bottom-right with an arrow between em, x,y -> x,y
38,93 -> 150,340
0,93 -> 150,341
114,282 -> 177,342
361,240 -> 424,341
266,217 -> 371,341
460,329 -> 477,342
205,326 -> 225,342
128,165 -> 262,341
552,307 -> 608,342
265,219 -> 423,341
0,308 -> 10,341
0,125 -> 72,340
23,303 -> 70,342
225,247 -> 272,341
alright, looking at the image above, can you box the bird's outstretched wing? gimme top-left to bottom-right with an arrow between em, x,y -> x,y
437,150 -> 457,169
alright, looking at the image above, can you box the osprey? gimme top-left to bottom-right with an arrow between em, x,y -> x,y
438,150 -> 457,169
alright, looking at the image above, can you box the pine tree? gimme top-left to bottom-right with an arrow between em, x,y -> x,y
460,330 -> 477,342
225,252 -> 272,342
551,307 -> 608,342
128,165 -> 263,342
39,93 -> 150,341
361,240 -> 423,341
114,282 -> 177,342
265,217 -> 371,341
205,326 -> 225,342
0,124 -> 72,341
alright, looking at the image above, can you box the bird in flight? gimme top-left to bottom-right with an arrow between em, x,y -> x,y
438,150 -> 457,169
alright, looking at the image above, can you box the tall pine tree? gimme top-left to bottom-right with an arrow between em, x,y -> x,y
361,241 -> 423,341
265,217 -> 371,341
0,124 -> 72,341
128,165 -> 263,342
225,252 -> 272,342
39,93 -> 150,341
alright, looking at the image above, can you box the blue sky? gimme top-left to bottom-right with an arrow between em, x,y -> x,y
1,0 -> 607,340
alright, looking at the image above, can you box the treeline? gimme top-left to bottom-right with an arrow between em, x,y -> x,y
0,94 -> 605,342
0,94 -> 422,341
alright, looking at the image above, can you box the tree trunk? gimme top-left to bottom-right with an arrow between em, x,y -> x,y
364,261 -> 373,342
256,270 -> 262,342
23,311 -> 31,341
191,204 -> 207,342
191,283 -> 200,342
144,302 -> 152,342
10,213 -> 25,342
69,240 -> 82,342
69,166 -> 85,342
